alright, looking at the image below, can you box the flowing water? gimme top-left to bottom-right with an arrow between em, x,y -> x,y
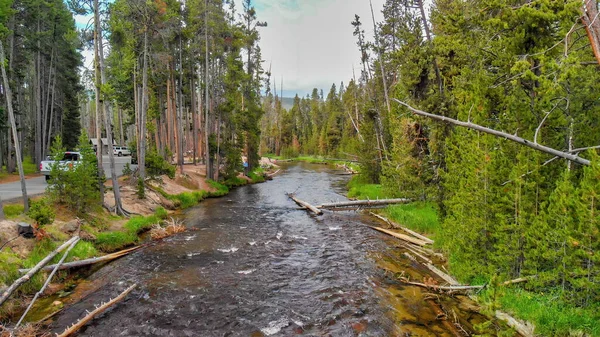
48,162 -> 488,336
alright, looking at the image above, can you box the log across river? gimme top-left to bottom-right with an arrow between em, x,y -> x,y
45,162 -> 490,336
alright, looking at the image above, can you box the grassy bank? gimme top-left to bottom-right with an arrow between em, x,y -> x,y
346,175 -> 599,336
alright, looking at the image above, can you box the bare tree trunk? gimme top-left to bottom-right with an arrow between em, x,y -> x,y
35,20 -> 42,166
139,28 -> 148,180
45,69 -> 57,157
582,0 -> 600,64
0,41 -> 28,211
369,0 -> 391,115
42,49 -> 54,157
118,105 -> 124,146
178,35 -> 184,174
93,0 -> 105,204
416,0 -> 443,95
191,76 -> 198,165
205,0 -> 212,180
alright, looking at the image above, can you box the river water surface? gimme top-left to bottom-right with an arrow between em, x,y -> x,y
48,162 -> 485,336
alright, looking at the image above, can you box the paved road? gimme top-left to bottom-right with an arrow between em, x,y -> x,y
0,155 -> 137,202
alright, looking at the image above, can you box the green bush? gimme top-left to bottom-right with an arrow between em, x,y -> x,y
3,204 -> 24,219
27,198 -> 55,227
146,150 -> 175,179
122,163 -> 132,176
47,133 -> 100,215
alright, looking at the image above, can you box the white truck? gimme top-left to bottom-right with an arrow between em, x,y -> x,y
39,151 -> 81,182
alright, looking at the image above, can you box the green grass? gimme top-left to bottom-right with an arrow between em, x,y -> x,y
171,191 -> 209,209
347,175 -> 388,200
124,215 -> 160,234
22,156 -> 37,175
207,180 -> 229,197
66,241 -> 98,261
3,204 -> 25,219
249,170 -> 266,183
480,288 -> 600,336
155,206 -> 168,220
95,231 -> 138,253
382,202 -> 441,239
224,176 -> 248,187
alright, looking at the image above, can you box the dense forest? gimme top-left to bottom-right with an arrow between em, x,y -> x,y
261,0 -> 600,311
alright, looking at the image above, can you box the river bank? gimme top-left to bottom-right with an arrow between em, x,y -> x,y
0,160 -> 277,333
345,173 -> 600,337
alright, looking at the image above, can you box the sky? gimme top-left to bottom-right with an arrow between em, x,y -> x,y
246,0 -> 385,97
74,0 -> 387,98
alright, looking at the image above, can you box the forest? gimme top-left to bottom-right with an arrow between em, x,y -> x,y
1,0 -> 600,334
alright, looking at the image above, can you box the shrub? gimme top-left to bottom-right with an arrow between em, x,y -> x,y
146,150 -> 175,179
137,177 -> 145,199
122,163 -> 132,176
27,198 -> 55,227
47,133 -> 100,215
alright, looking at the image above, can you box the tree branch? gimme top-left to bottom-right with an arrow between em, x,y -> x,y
392,99 -> 591,166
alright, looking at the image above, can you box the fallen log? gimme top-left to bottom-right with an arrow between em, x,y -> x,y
287,193 -> 323,215
495,310 -> 535,337
425,262 -> 460,286
267,169 -> 281,177
370,226 -> 429,246
0,236 -> 79,307
57,284 -> 137,337
15,238 -> 81,328
399,278 -> 484,292
319,198 -> 411,209
18,245 -> 143,273
369,212 -> 434,244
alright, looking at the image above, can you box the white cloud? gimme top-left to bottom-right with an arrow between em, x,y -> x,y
245,0 -> 385,97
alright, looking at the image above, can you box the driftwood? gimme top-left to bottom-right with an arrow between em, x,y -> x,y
369,212 -> 434,244
399,278 -> 484,292
267,169 -> 281,177
401,243 -> 433,264
14,238 -> 81,328
0,236 -> 79,307
425,262 -> 460,286
495,311 -> 535,337
393,99 -> 592,166
287,193 -> 323,215
319,198 -> 411,209
18,245 -> 143,273
370,226 -> 429,246
57,284 -> 137,337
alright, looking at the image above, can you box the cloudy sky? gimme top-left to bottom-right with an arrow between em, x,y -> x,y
76,0 -> 386,97
245,0 -> 385,97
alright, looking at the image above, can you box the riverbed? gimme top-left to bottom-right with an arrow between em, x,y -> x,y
48,162 -> 487,336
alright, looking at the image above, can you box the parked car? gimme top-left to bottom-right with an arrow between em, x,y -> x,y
113,146 -> 131,157
39,151 -> 81,181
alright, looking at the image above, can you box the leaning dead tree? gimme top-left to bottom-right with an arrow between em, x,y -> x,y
582,0 -> 600,64
393,99 -> 592,166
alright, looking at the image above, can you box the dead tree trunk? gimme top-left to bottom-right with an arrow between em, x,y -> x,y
287,194 -> 323,215
582,0 -> 600,64
0,41 -> 28,211
93,0 -> 105,204
393,99 -> 591,166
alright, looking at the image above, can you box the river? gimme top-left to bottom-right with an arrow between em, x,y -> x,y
48,162 -> 487,336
